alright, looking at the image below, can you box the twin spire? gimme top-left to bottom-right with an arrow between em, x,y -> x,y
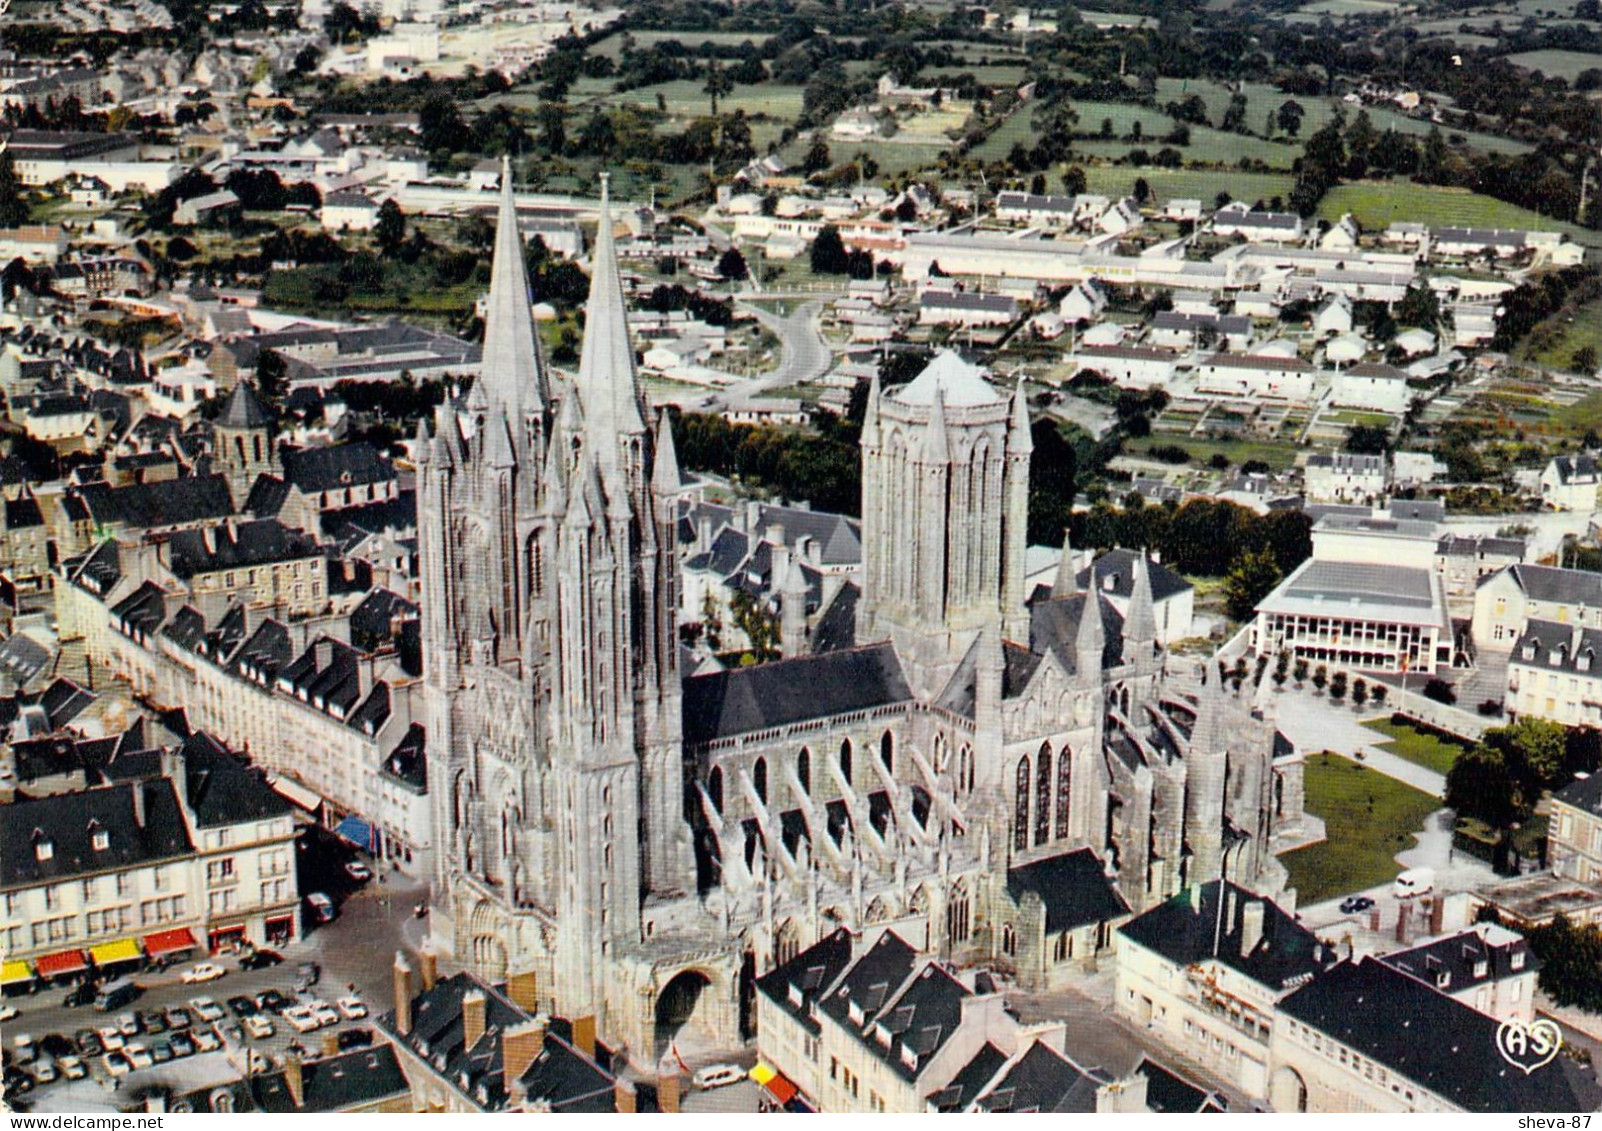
476,155 -> 548,424
576,172 -> 647,482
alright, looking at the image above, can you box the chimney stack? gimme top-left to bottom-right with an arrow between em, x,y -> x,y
502,1015 -> 547,1090
462,989 -> 487,1050
283,1050 -> 304,1109
392,952 -> 414,1035
1429,895 -> 1445,936
506,970 -> 537,1012
419,941 -> 438,992
1240,901 -> 1265,959
131,779 -> 147,828
615,1077 -> 637,1113
1395,901 -> 1412,944
659,1069 -> 682,1114
571,1014 -> 596,1058
322,1030 -> 340,1058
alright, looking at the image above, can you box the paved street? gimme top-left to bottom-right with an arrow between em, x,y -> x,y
712,299 -> 830,404
1265,689 -> 1446,797
10,871 -> 427,1113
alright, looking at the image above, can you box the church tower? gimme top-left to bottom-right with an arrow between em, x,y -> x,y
418,167 -> 691,1030
858,352 -> 1033,692
213,381 -> 277,506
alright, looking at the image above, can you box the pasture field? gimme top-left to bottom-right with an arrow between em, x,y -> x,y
1317,180 -> 1602,245
1082,166 -> 1298,205
1506,49 -> 1602,80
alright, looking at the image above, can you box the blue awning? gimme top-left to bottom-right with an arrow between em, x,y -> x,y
334,815 -> 375,852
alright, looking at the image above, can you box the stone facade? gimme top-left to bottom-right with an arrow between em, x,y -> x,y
419,163 -> 1309,1062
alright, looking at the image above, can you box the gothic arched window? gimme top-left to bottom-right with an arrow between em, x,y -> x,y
708,766 -> 724,814
1035,743 -> 1053,845
962,745 -> 975,793
1013,756 -> 1030,852
753,757 -> 768,806
1001,923 -> 1017,956
880,731 -> 894,773
947,882 -> 970,944
839,739 -> 853,786
797,748 -> 811,796
1055,747 -> 1072,841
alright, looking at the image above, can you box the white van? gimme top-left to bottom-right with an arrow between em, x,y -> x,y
1393,867 -> 1435,899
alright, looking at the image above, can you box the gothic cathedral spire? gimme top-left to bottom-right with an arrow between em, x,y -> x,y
476,155 -> 549,429
577,174 -> 647,488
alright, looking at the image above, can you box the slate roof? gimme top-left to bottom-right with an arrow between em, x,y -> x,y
1380,924 -> 1538,994
1280,958 -> 1602,1112
165,519 -> 320,578
165,1045 -> 411,1113
755,926 -> 857,1036
218,382 -> 272,429
931,1043 -> 1010,1112
1,778 -> 191,887
810,580 -> 859,655
682,643 -> 912,744
72,476 -> 235,530
1119,881 -> 1332,991
974,1041 -> 1106,1113
1004,848 -> 1131,932
1134,1057 -> 1225,1113
281,442 -> 395,494
176,732 -> 292,828
1496,563 -> 1602,606
815,931 -> 967,1083
1074,550 -> 1190,604
1552,771 -> 1602,816
1511,619 -> 1602,681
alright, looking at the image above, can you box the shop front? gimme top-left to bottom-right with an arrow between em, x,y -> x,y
207,923 -> 248,953
2,959 -> 34,997
751,1063 -> 816,1113
264,913 -> 296,947
88,938 -> 142,979
142,927 -> 198,968
34,948 -> 89,985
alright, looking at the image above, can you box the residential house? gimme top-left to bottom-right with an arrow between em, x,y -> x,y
1330,363 -> 1410,414
1304,453 -> 1387,504
1541,454 -> 1600,512
1378,923 -> 1538,1025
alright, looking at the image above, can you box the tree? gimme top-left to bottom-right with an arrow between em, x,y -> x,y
730,585 -> 779,662
1329,670 -> 1348,702
0,151 -> 28,229
1423,677 -> 1456,705
1527,915 -> 1602,1012
1061,166 -> 1087,196
1345,424 -> 1390,455
700,589 -> 724,652
717,247 -> 748,281
1312,664 -> 1328,693
802,137 -> 832,174
1224,547 -> 1281,621
1293,657 -> 1309,685
1273,650 -> 1290,688
1352,677 -> 1368,708
1395,284 -> 1440,330
810,225 -> 850,275
374,199 -> 406,256
1133,176 -> 1151,203
255,353 -> 288,404
1575,345 -> 1599,374
1277,100 -> 1305,137
1370,682 -> 1387,707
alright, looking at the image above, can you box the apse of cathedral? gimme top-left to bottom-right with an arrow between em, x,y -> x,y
414,161 -> 1311,1060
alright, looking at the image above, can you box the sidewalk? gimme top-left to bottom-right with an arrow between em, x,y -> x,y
1269,689 -> 1446,798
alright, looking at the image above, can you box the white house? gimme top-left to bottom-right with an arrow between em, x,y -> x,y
918,289 -> 1018,327
1058,281 -> 1108,325
1304,452 -> 1388,504
1330,362 -> 1410,413
1320,213 -> 1360,252
1312,293 -> 1353,338
1212,203 -> 1305,244
319,191 -> 381,231
1194,353 -> 1316,402
1066,345 -> 1180,389
1097,197 -> 1143,236
1541,454 -> 1601,512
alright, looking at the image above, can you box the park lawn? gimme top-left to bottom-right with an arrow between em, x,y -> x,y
1361,718 -> 1470,776
1317,181 -> 1602,247
1280,752 -> 1441,905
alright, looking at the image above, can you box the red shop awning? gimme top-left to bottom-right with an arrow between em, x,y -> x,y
35,948 -> 88,977
142,927 -> 197,956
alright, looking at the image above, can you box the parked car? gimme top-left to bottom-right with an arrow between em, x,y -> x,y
1393,867 -> 1436,899
94,979 -> 140,1012
58,1055 -> 86,1081
337,1028 -> 374,1050
282,1006 -> 320,1034
310,1002 -> 340,1028
74,1030 -> 103,1058
227,996 -> 257,1019
693,1064 -> 746,1091
343,861 -> 373,883
164,1006 -> 194,1031
295,962 -> 321,990
1339,895 -> 1376,914
103,1051 -> 132,1077
0,1004 -> 18,1022
244,1015 -> 276,1040
125,1043 -> 154,1070
239,949 -> 283,972
95,1026 -> 124,1051
3,1066 -> 34,1095
189,997 -> 225,1022
336,996 -> 368,1020
11,1034 -> 35,1063
167,1033 -> 196,1058
137,1009 -> 167,1035
30,1059 -> 58,1085
115,1013 -> 140,1037
305,892 -> 337,924
192,1028 -> 221,1053
181,963 -> 226,985
150,1041 -> 173,1064
254,989 -> 292,1014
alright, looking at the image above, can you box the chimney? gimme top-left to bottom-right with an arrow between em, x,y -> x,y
697,514 -> 713,550
131,779 -> 147,828
462,989 -> 487,1050
506,969 -> 537,1011
745,500 -> 761,534
419,941 -> 438,992
772,541 -> 791,591
1429,895 -> 1445,935
1224,887 -> 1237,932
502,1015 -> 547,1088
393,952 -> 414,1035
314,639 -> 334,671
1395,901 -> 1411,944
571,1014 -> 596,1058
659,1069 -> 682,1114
1369,906 -> 1381,933
322,1030 -> 340,1058
1240,901 -> 1265,959
615,1077 -> 637,1113
283,1050 -> 304,1109
799,534 -> 818,564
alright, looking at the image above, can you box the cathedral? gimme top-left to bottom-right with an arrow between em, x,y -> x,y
416,165 -> 1311,1061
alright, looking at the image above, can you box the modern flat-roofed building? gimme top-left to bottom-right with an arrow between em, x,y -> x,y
1252,558 -> 1452,673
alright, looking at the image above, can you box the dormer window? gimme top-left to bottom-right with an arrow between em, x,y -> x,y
1583,651 -> 1594,673
1103,574 -> 1116,592
91,829 -> 109,851
1512,951 -> 1526,971
1523,643 -> 1538,661
1435,971 -> 1451,989
787,984 -> 803,1008
34,835 -> 53,862
848,1001 -> 864,1026
875,1024 -> 892,1048
900,1045 -> 918,1070
1474,960 -> 1488,978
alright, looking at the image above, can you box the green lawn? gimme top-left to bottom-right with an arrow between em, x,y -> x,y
1280,752 -> 1442,904
1082,166 -> 1297,206
1362,718 -> 1470,776
1506,49 -> 1602,81
1318,180 -> 1602,246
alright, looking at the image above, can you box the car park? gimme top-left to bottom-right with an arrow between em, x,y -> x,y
95,1026 -> 124,1051
189,997 -> 225,1022
116,1013 -> 141,1037
164,1006 -> 193,1031
239,949 -> 283,972
692,1064 -> 746,1091
150,1041 -> 173,1064
227,995 -> 257,1018
103,1051 -> 132,1077
168,1033 -> 195,1058
74,1031 -> 103,1058
336,996 -> 368,1020
125,1043 -> 154,1070
244,1015 -> 276,1040
192,1028 -> 221,1053
58,1056 -> 86,1081
181,963 -> 226,984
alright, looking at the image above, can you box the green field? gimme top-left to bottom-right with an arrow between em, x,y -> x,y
1083,166 -> 1297,205
1280,752 -> 1442,904
1317,180 -> 1602,246
1506,49 -> 1602,81
1522,296 -> 1602,370
1362,718 -> 1470,776
1138,435 -> 1303,470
